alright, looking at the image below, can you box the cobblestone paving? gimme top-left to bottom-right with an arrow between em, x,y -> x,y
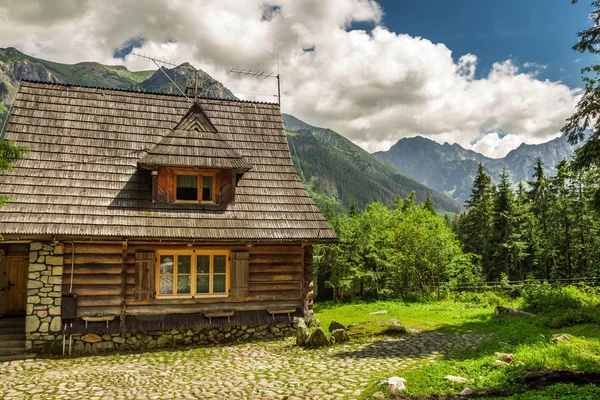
0,331 -> 493,399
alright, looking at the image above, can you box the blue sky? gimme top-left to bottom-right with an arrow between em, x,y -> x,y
373,0 -> 593,89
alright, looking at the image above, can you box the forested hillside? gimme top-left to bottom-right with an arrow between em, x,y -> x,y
283,114 -> 462,213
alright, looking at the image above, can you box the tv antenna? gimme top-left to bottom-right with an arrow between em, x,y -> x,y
228,56 -> 280,106
114,48 -> 203,101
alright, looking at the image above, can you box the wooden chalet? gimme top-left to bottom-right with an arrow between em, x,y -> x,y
0,80 -> 336,354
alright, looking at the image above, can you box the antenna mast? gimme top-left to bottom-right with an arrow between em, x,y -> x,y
114,48 -> 202,101
227,68 -> 280,106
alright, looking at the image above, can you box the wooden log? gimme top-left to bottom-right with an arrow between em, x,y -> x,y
249,273 -> 303,282
77,296 -> 122,307
69,275 -> 122,285
73,253 -> 133,265
249,282 -> 302,292
64,244 -> 122,254
125,300 -> 302,316
249,265 -> 303,274
494,306 -> 536,317
77,306 -> 122,317
250,255 -> 303,264
62,285 -> 133,297
249,247 -> 302,255
64,264 -> 123,275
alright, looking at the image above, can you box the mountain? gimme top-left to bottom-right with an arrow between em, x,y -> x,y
283,115 -> 462,214
0,47 -> 235,128
374,135 -> 578,203
0,47 -> 461,214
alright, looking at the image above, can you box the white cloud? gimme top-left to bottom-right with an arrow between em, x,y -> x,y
0,0 -> 581,158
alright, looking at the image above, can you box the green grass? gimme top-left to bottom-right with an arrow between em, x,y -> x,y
314,299 -> 600,399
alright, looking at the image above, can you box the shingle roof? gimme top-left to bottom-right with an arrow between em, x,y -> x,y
0,80 -> 336,242
139,102 -> 252,170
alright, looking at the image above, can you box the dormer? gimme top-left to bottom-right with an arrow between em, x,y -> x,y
139,102 -> 250,206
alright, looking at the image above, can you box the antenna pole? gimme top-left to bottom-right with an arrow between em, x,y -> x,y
228,66 -> 280,105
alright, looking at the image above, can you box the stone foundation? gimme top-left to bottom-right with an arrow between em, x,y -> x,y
25,241 -> 64,351
39,322 -> 297,354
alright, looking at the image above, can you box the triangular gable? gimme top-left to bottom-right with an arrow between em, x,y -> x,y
139,102 -> 251,170
174,102 -> 218,132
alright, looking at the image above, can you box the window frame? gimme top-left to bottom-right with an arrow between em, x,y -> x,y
155,250 -> 230,299
172,168 -> 217,204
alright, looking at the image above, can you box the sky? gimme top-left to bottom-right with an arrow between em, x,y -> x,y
0,0 -> 595,158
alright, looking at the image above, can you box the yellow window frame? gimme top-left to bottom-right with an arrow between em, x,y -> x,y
155,250 -> 230,299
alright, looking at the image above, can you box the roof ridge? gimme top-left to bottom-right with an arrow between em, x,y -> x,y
19,79 -> 280,106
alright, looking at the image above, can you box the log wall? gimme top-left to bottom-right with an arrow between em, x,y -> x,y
62,242 -> 308,319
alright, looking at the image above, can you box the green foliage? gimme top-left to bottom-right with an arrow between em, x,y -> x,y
521,282 -> 597,313
458,157 -> 600,282
0,139 -> 27,207
315,195 -> 475,301
452,290 -> 508,307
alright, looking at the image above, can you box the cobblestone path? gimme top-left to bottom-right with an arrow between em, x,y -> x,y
0,331 -> 493,399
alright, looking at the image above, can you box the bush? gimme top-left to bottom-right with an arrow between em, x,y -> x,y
540,307 -> 600,328
452,290 -> 508,307
521,282 -> 598,314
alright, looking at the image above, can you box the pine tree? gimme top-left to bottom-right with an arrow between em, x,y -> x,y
489,170 -> 515,280
422,191 -> 436,214
528,157 -> 552,278
462,163 -> 494,276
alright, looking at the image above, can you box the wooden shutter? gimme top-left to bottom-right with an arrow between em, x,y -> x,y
134,251 -> 155,301
230,251 -> 249,299
218,169 -> 235,206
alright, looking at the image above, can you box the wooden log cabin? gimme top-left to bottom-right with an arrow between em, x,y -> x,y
0,80 -> 336,354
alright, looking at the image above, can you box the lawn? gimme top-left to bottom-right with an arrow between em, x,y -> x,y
314,295 -> 600,399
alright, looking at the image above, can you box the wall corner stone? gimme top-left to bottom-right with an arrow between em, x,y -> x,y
25,241 -> 64,352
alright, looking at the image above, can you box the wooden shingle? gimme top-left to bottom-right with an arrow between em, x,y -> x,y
0,81 -> 336,242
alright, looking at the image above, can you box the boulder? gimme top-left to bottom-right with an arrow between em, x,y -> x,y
296,318 -> 309,346
444,375 -> 468,384
331,328 -> 349,343
372,392 -> 386,399
328,320 -> 346,333
551,333 -> 573,343
494,306 -> 535,317
307,327 -> 329,347
308,317 -> 321,328
460,387 -> 474,396
369,310 -> 387,315
379,376 -> 407,393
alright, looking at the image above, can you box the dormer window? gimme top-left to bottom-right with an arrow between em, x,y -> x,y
175,171 -> 216,203
139,102 -> 251,206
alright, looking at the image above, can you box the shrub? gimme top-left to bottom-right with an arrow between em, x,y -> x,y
521,281 -> 598,314
453,290 -> 508,307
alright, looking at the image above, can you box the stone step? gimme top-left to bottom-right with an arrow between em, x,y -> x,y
0,340 -> 26,349
0,318 -> 25,327
0,346 -> 27,356
0,333 -> 26,341
0,353 -> 36,363
0,327 -> 24,335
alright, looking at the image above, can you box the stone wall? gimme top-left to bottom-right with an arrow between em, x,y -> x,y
25,241 -> 64,352
59,322 -> 297,354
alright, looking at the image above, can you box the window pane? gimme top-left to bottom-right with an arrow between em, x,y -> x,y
177,275 -> 191,294
214,255 -> 226,273
178,255 -> 191,274
160,255 -> 174,274
196,275 -> 209,293
159,276 -> 173,294
197,255 -> 210,274
176,175 -> 198,201
213,274 -> 226,293
202,175 -> 212,201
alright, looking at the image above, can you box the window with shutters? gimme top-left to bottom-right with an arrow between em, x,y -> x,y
155,250 -> 230,298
